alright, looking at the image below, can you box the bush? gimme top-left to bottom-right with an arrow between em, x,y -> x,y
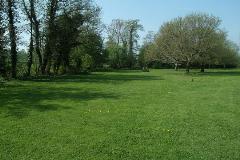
0,75 -> 6,87
142,67 -> 150,72
81,54 -> 93,72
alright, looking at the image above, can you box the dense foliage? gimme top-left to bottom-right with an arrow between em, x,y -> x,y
141,13 -> 240,72
0,2 -> 239,79
105,19 -> 143,69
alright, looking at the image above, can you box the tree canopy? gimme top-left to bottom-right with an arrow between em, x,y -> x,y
0,1 -> 239,79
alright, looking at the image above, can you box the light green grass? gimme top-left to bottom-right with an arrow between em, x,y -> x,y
0,69 -> 240,159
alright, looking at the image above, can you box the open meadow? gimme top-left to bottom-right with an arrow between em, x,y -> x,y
1,69 -> 240,159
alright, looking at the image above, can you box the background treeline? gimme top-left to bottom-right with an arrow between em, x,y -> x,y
0,1 -> 240,79
139,13 -> 240,72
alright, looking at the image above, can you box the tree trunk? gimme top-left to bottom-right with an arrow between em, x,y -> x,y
128,28 -> 134,68
200,64 -> 205,72
46,57 -> 52,75
23,0 -> 43,74
42,0 -> 58,74
42,44 -> 50,74
7,0 -> 17,78
27,22 -> 34,76
186,62 -> 190,73
0,1 -> 6,78
174,63 -> 178,71
33,21 -> 42,73
0,50 -> 6,77
31,0 -> 43,73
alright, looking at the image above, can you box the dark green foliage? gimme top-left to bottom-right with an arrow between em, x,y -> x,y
105,19 -> 143,69
6,0 -> 18,78
41,0 -> 103,75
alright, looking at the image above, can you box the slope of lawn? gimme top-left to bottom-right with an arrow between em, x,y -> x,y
0,69 -> 240,159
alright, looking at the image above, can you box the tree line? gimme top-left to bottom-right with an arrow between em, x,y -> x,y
0,1 -> 239,79
0,0 -> 104,79
139,13 -> 240,72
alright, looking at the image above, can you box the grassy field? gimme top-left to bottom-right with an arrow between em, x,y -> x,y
0,69 -> 240,159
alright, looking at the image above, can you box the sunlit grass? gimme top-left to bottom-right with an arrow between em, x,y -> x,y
0,69 -> 240,159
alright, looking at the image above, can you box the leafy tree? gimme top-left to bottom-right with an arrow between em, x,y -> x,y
106,19 -> 143,68
156,18 -> 190,71
78,29 -> 103,68
105,40 -> 126,68
126,20 -> 143,68
145,13 -> 225,72
185,13 -> 222,72
42,0 -> 59,74
38,0 -> 103,74
216,40 -> 240,68
138,31 -> 155,68
70,47 -> 93,73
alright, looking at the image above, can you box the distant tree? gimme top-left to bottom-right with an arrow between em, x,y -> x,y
156,18 -> 191,72
70,47 -> 94,73
126,20 -> 143,68
78,29 -> 103,68
106,19 -> 128,68
185,13 -> 222,72
138,31 -> 155,68
216,40 -> 240,68
106,19 -> 143,68
148,13 -> 224,72
105,40 -> 125,68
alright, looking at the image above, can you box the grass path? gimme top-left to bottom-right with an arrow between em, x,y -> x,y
0,69 -> 240,159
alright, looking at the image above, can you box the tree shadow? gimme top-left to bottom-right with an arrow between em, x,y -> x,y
167,69 -> 240,77
197,71 -> 240,77
0,84 -> 119,118
0,72 -> 164,118
110,70 -> 143,74
23,73 -> 163,83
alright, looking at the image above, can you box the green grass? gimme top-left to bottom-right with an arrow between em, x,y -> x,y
0,69 -> 240,159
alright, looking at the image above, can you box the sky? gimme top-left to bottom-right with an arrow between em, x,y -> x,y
96,0 -> 240,45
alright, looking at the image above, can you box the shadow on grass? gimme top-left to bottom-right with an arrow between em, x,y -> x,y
197,71 -> 240,77
167,69 -> 240,77
0,72 -> 163,118
23,73 -> 163,83
110,70 -> 144,73
0,84 -> 119,118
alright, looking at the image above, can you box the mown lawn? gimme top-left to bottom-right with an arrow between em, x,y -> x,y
0,69 -> 240,159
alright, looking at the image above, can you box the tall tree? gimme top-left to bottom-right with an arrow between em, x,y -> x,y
156,18 -> 192,72
6,0 -> 18,78
42,0 -> 59,74
126,20 -> 143,68
138,31 -> 155,68
185,13 -> 221,72
50,0 -> 102,74
22,0 -> 34,76
0,0 -> 6,77
29,0 -> 42,73
106,19 -> 143,68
